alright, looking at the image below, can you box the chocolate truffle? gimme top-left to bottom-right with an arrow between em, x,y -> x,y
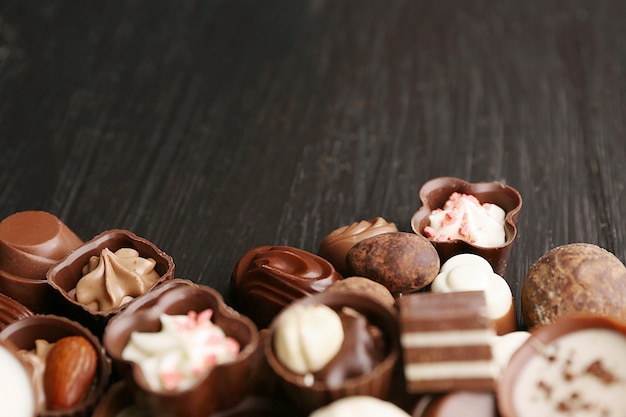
346,232 -> 440,295
498,316 -> 626,417
311,396 -> 411,417
318,217 -> 398,277
0,211 -> 83,313
0,292 -> 33,331
411,177 -> 522,276
522,243 -> 626,329
231,245 -> 341,328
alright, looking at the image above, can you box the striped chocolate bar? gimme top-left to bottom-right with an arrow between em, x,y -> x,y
398,291 -> 497,393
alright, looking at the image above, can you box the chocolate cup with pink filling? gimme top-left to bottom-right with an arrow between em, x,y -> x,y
0,292 -> 34,331
102,279 -> 260,417
0,314 -> 112,417
264,292 -> 400,413
0,211 -> 84,313
497,316 -> 626,417
46,229 -> 175,337
410,177 -> 522,276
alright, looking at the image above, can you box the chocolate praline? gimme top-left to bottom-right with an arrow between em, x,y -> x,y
0,292 -> 34,331
412,392 -> 498,417
102,279 -> 259,417
318,217 -> 398,277
410,177 -> 522,276
0,211 -> 83,313
264,292 -> 400,413
47,229 -> 175,336
230,245 -> 342,329
0,314 -> 112,417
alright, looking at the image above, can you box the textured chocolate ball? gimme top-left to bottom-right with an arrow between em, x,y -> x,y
346,232 -> 440,295
324,277 -> 395,307
522,243 -> 626,329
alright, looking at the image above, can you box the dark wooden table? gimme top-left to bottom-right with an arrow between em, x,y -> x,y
1,0 -> 625,330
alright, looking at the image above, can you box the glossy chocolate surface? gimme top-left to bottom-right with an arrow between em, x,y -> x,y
265,292 -> 400,413
47,229 -> 175,335
103,279 -> 259,417
0,211 -> 83,313
0,292 -> 33,331
318,217 -> 398,277
231,245 -> 341,328
0,314 -> 112,417
411,177 -> 522,276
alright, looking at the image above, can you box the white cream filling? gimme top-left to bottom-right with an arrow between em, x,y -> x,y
405,360 -> 497,381
401,329 -> 494,347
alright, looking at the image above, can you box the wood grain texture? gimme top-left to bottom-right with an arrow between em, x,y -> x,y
1,0 -> 625,327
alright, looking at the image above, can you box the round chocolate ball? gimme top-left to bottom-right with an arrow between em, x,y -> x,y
522,243 -> 626,329
346,232 -> 440,295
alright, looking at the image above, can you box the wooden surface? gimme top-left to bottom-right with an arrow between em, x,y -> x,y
1,0 -> 625,328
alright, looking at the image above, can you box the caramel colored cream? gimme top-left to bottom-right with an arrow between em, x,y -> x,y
74,248 -> 160,313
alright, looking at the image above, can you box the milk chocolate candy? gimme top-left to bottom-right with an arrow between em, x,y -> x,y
265,292 -> 400,413
411,177 -> 522,276
318,217 -> 398,277
398,291 -> 497,393
0,292 -> 33,331
230,245 -> 341,329
0,314 -> 112,417
498,316 -> 626,417
47,229 -> 175,336
0,211 -> 83,313
103,279 -> 259,417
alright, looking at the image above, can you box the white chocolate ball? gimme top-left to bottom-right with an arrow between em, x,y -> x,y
273,303 -> 344,375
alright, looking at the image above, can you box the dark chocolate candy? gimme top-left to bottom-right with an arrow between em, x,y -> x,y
231,245 -> 341,328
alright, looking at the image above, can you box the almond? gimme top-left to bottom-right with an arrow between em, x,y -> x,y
43,335 -> 98,410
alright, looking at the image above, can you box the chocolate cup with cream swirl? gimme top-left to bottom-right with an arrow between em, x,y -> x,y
47,229 -> 175,337
264,292 -> 400,413
318,217 -> 398,277
411,177 -> 522,276
0,211 -> 84,313
102,279 -> 259,417
230,245 -> 342,329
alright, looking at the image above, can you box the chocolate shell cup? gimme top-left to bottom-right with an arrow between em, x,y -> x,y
264,292 -> 400,413
411,177 -> 522,276
0,211 -> 83,313
497,316 -> 626,417
0,314 -> 112,417
102,279 -> 259,417
46,229 -> 174,336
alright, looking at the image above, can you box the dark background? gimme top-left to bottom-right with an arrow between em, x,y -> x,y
1,0 -> 625,328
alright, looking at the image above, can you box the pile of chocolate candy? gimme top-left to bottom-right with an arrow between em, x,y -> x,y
1,176 -> 626,417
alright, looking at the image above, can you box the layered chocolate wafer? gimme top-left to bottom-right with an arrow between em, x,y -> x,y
398,291 -> 497,393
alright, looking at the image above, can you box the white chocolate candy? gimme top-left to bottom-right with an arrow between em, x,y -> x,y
274,303 -> 344,375
424,192 -> 506,247
309,395 -> 411,417
492,331 -> 530,377
0,344 -> 36,417
431,254 -> 513,320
